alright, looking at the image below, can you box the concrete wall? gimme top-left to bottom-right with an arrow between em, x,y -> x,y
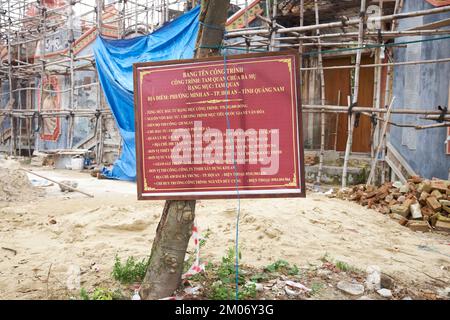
390,0 -> 450,179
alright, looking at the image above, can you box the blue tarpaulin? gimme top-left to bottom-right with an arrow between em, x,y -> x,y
93,7 -> 200,181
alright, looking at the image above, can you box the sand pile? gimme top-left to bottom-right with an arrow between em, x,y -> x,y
0,159 -> 39,202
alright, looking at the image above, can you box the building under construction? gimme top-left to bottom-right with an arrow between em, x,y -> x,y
1,0 -> 449,186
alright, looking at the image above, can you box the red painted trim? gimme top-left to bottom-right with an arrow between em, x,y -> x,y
425,0 -> 450,7
226,0 -> 262,26
447,127 -> 450,155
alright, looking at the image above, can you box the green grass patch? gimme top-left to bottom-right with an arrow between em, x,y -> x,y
111,255 -> 149,285
80,287 -> 123,300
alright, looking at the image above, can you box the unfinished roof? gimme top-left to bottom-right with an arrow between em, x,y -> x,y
276,0 -> 396,26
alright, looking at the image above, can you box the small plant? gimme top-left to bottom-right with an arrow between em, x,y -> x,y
310,282 -> 324,296
217,247 -> 244,285
91,288 -> 114,300
183,254 -> 195,273
250,273 -> 269,283
80,288 -> 90,300
207,247 -> 255,300
320,253 -> 331,263
80,287 -> 123,300
335,260 -> 351,272
210,280 -> 257,300
111,255 -> 149,284
288,264 -> 300,276
320,254 -> 360,274
240,282 -> 257,300
199,229 -> 211,248
210,281 -> 232,300
264,259 -> 289,273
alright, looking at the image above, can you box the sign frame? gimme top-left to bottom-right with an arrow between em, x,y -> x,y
133,51 -> 305,200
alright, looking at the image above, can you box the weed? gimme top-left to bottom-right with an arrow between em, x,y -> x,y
111,255 -> 149,284
207,247 -> 255,300
217,247 -> 244,284
320,253 -> 331,263
264,259 -> 299,276
183,254 -> 195,273
250,273 -> 269,283
80,287 -> 123,300
264,259 -> 289,273
240,282 -> 257,300
310,282 -> 324,296
288,264 -> 300,276
320,253 -> 360,274
80,288 -> 90,300
335,260 -> 351,272
91,288 -> 114,300
210,281 -> 232,300
210,280 -> 257,300
199,229 -> 211,248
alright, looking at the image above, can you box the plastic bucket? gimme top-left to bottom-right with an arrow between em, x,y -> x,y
71,156 -> 85,170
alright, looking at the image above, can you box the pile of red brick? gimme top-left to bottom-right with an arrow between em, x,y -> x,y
304,154 -> 317,166
334,177 -> 450,233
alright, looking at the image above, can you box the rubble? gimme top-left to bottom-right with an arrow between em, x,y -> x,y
337,280 -> 365,296
59,180 -> 79,193
377,288 -> 393,298
333,177 -> 450,233
406,221 -> 431,233
304,154 -> 318,166
365,265 -> 381,290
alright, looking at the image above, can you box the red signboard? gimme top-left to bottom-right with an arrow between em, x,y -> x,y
134,52 -> 304,200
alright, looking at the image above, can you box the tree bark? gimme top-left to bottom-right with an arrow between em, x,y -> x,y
140,0 -> 230,300
140,200 -> 195,299
195,0 -> 231,58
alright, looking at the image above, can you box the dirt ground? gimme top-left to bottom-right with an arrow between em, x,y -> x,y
0,160 -> 449,300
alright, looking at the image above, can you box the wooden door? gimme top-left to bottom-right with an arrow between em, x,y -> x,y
323,56 -> 374,153
323,57 -> 351,151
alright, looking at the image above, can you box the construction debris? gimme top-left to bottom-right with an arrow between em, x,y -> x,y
20,169 -> 94,198
333,177 -> 450,233
337,280 -> 365,296
304,154 -> 318,166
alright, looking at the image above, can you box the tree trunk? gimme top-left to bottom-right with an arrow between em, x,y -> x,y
140,200 -> 195,299
195,0 -> 231,58
140,0 -> 230,300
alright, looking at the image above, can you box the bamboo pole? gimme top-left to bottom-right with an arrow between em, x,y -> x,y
6,0 -> 13,156
342,0 -> 366,188
298,0 -> 304,85
20,168 -> 94,198
3,104 -> 450,117
300,58 -> 450,71
314,0 -> 326,185
366,97 -> 396,186
270,0 -> 278,52
277,4 -> 450,34
271,29 -> 450,41
68,3 -> 75,149
343,96 -> 355,187
334,90 -> 341,151
372,0 -> 384,182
